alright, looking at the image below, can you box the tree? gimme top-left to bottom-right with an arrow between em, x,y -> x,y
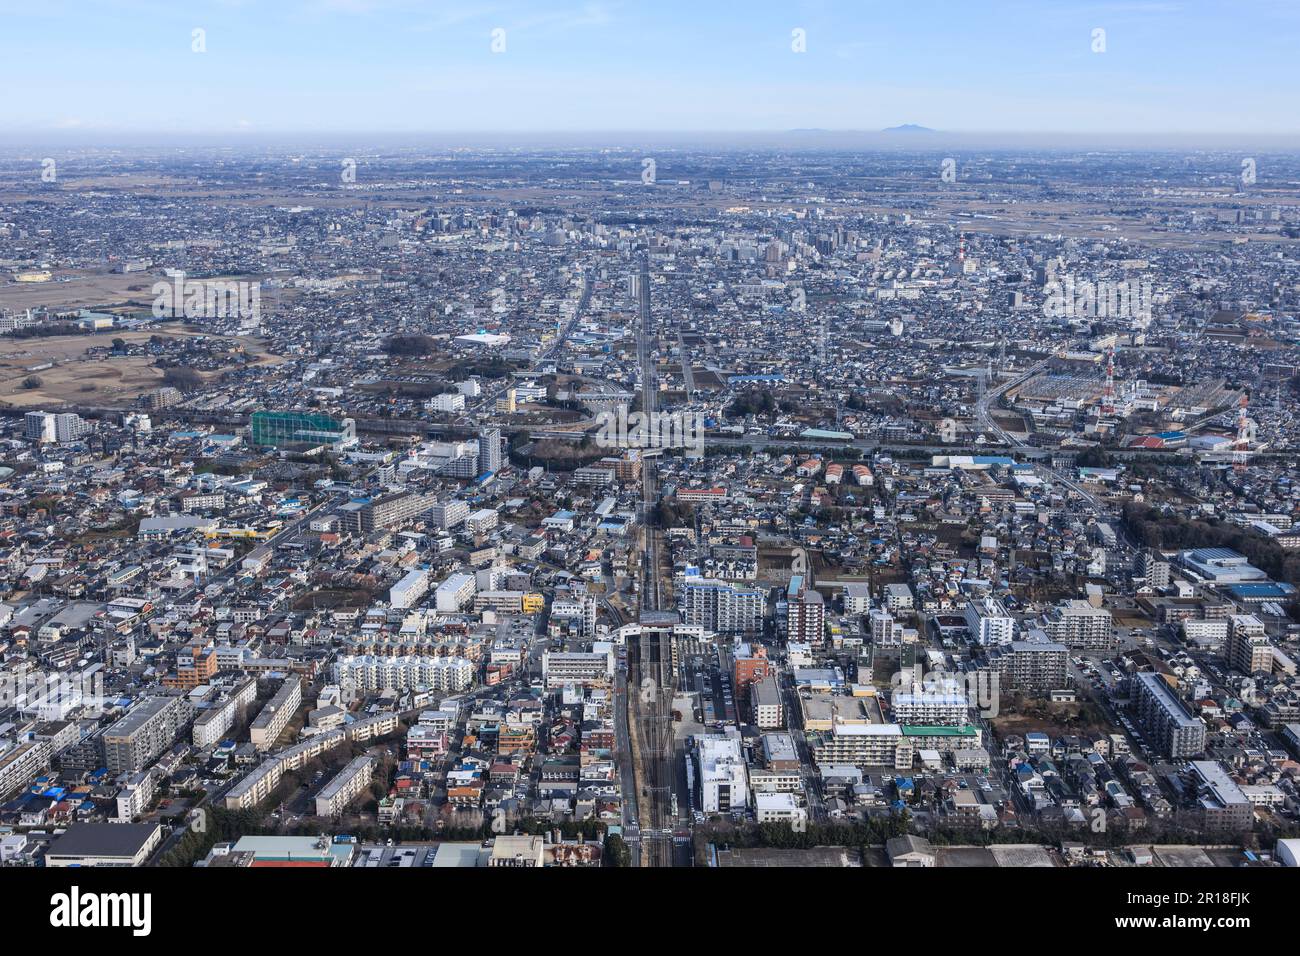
383,334 -> 436,356
163,366 -> 203,392
602,834 -> 632,867
20,375 -> 42,389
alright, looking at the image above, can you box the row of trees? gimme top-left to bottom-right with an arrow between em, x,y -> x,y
1122,501 -> 1300,586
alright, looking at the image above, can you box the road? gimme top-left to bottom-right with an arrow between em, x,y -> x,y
973,356 -> 1136,550
973,358 -> 1051,447
473,273 -> 592,415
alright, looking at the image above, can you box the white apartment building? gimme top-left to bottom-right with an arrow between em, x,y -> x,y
465,508 -> 499,535
333,656 -> 474,695
1042,599 -> 1114,649
843,583 -> 872,615
679,578 -> 764,634
427,392 -> 466,414
964,598 -> 1016,646
542,647 -> 615,689
315,754 -> 375,816
885,583 -> 915,614
250,676 -> 302,750
435,572 -> 477,613
389,568 -> 430,610
891,679 -> 970,726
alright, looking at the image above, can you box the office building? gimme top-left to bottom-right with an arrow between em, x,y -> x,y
696,732 -> 749,814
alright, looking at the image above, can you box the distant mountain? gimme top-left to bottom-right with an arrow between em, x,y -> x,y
883,124 -> 936,134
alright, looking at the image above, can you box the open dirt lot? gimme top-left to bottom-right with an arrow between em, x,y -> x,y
0,328 -> 280,409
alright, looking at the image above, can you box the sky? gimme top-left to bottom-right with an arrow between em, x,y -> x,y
1,0 -> 1297,137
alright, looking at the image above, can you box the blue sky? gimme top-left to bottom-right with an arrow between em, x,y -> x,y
2,0 -> 1297,134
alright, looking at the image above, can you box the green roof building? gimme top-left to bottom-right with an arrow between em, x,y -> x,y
250,410 -> 355,449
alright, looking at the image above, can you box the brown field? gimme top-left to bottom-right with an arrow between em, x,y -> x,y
989,702 -> 1108,744
0,328 -> 281,409
0,271 -> 158,311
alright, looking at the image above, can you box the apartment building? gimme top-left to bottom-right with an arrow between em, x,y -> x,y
542,648 -> 615,689
964,598 -> 1016,646
733,643 -> 773,698
163,643 -> 218,690
435,572 -> 477,613
315,754 -> 375,817
1189,760 -> 1254,832
343,491 -> 440,535
989,639 -> 1069,693
813,722 -> 912,770
0,739 -> 52,799
786,575 -> 825,644
333,655 -> 474,694
1133,672 -> 1206,758
1227,614 -> 1273,675
250,676 -> 302,750
103,694 -> 191,775
891,679 -> 970,726
1043,600 -> 1114,649
679,578 -> 764,634
192,678 -> 257,748
430,499 -> 470,530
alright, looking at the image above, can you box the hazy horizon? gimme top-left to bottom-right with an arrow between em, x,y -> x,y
3,0 -> 1298,139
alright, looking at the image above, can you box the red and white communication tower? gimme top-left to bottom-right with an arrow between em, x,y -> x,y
1100,346 -> 1117,416
958,232 -> 966,262
1233,392 -> 1251,474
